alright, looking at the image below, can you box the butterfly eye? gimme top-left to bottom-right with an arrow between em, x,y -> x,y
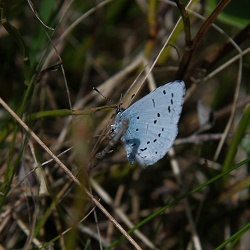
110,125 -> 115,133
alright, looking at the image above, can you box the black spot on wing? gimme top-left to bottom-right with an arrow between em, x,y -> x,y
152,99 -> 155,108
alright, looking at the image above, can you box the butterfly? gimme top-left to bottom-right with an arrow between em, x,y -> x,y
110,80 -> 186,167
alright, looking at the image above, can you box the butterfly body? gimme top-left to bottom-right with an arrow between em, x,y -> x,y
111,80 -> 186,167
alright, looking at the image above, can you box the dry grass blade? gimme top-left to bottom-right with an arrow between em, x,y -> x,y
0,97 -> 142,250
1,0 -> 250,249
175,0 -> 232,79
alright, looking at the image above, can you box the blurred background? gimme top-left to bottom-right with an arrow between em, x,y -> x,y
1,0 -> 250,249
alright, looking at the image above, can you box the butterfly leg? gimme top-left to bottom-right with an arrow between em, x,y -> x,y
96,119 -> 129,160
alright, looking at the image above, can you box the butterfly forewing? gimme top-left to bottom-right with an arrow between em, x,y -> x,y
113,80 -> 185,166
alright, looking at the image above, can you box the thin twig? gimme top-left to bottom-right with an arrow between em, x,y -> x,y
169,148 -> 202,250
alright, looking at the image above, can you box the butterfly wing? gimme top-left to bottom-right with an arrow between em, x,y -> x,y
116,80 -> 185,166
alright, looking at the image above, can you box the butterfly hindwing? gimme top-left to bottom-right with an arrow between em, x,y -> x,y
113,80 -> 185,166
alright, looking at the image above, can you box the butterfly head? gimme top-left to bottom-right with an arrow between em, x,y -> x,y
116,104 -> 125,114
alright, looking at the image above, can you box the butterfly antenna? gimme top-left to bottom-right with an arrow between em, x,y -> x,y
93,87 -> 123,113
93,87 -> 115,104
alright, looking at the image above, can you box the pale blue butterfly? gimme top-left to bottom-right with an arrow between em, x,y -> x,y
110,80 -> 186,167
